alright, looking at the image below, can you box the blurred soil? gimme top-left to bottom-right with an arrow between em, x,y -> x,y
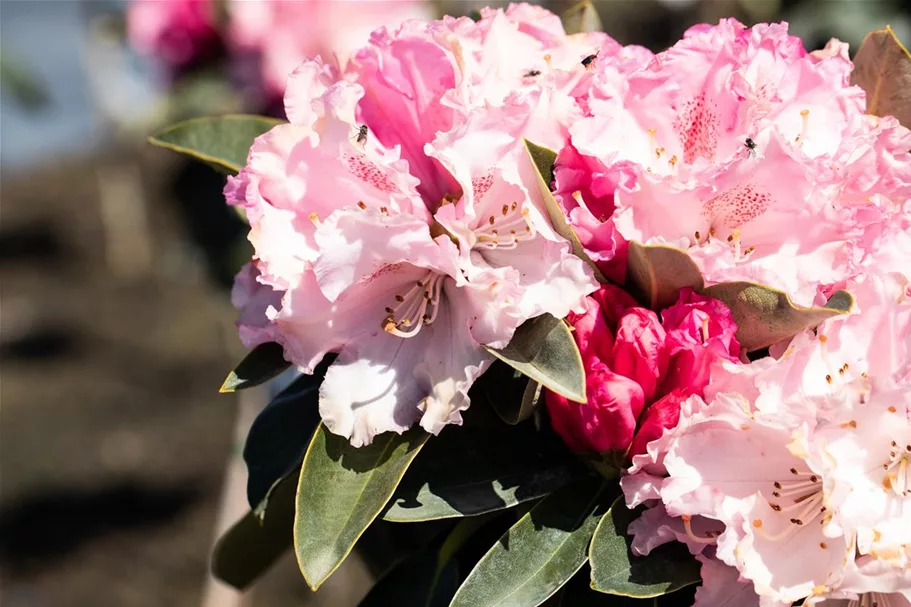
0,148 -> 370,607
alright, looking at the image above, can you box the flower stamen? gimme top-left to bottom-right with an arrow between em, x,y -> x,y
847,592 -> 892,607
681,515 -> 717,545
383,272 -> 445,338
758,470 -> 825,542
882,443 -> 911,498
475,202 -> 536,250
795,109 -> 810,144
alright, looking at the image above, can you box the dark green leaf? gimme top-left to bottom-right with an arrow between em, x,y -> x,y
824,290 -> 854,313
148,114 -> 283,174
243,369 -> 327,517
384,416 -> 592,522
702,282 -> 853,351
211,473 -> 295,590
561,1 -> 603,34
485,314 -> 586,403
851,26 -> 911,128
360,517 -> 490,607
625,242 -> 704,311
477,361 -> 541,425
555,565 -> 656,606
589,497 -> 700,598
294,426 -> 429,590
524,140 -> 607,282
517,380 -> 544,424
220,342 -> 290,393
450,478 -> 610,607
556,568 -> 697,606
360,548 -> 460,607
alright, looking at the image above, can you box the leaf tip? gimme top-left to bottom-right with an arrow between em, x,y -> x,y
219,373 -> 239,393
824,290 -> 855,314
565,386 -> 587,405
303,574 -> 324,592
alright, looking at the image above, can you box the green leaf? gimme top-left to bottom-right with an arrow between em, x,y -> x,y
555,566 -> 656,606
220,342 -> 290,393
148,114 -> 283,174
485,313 -> 587,404
476,361 -> 541,425
524,140 -> 607,283
360,547 -> 460,607
518,380 -> 544,423
384,416 -> 592,522
449,478 -> 610,607
558,569 -> 697,606
702,282 -> 854,352
851,26 -> 911,128
294,426 -> 430,590
561,1 -> 603,35
625,242 -> 705,311
211,473 -> 295,590
360,517 -> 490,607
244,367 -> 329,517
589,497 -> 700,598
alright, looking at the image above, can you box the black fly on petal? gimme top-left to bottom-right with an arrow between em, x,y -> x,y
354,124 -> 369,145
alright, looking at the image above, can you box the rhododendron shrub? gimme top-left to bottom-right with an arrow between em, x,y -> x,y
149,3 -> 911,606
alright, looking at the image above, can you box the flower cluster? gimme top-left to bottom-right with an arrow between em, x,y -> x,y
227,4 -> 625,446
222,5 -> 911,604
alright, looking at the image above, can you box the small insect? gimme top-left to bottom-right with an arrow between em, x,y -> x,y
581,51 -> 599,68
354,124 -> 369,145
524,69 -> 541,78
743,137 -> 763,159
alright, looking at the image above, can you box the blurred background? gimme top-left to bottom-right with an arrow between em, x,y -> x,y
1,1 -> 909,606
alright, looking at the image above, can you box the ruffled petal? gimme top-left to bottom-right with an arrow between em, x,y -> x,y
319,330 -> 429,447
313,208 -> 455,302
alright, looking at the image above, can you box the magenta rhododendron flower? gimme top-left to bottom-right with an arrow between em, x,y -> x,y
545,285 -> 739,458
128,0 -> 222,72
227,6 -> 617,445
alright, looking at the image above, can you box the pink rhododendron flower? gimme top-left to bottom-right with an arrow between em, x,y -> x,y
227,0 -> 433,103
693,554 -> 769,607
557,19 -> 911,307
232,262 -> 282,349
625,504 -> 769,605
823,556 -> 911,606
545,286 -> 739,458
227,6 -> 609,445
700,211 -> 911,427
624,365 -> 911,605
805,379 -> 911,557
128,0 -> 222,73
